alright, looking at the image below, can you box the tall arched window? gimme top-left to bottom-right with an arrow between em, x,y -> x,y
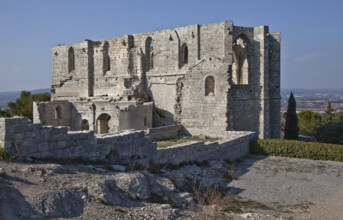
180,43 -> 188,68
233,35 -> 249,84
55,106 -> 62,119
145,37 -> 154,70
68,47 -> 75,73
205,76 -> 215,96
103,41 -> 110,74
55,106 -> 62,126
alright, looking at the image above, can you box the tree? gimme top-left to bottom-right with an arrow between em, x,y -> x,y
0,107 -> 11,117
284,92 -> 299,140
316,121 -> 343,144
298,110 -> 321,136
323,101 -> 335,123
7,91 -> 50,120
315,110 -> 343,145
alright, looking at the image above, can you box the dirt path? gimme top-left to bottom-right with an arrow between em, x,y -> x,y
229,155 -> 343,219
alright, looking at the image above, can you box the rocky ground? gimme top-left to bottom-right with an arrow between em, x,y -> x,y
0,155 -> 342,220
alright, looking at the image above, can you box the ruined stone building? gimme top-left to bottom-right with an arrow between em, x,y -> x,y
33,20 -> 281,139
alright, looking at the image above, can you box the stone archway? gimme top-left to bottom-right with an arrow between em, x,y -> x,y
96,113 -> 111,134
81,119 -> 89,131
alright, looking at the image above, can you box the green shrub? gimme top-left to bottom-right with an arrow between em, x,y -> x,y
250,139 -> 343,162
0,148 -> 16,161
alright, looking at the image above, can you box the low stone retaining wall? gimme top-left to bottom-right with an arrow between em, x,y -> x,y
0,117 -> 155,165
146,125 -> 183,141
0,117 -> 256,165
153,131 -> 256,164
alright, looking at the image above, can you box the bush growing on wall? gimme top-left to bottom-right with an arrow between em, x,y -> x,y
250,139 -> 343,162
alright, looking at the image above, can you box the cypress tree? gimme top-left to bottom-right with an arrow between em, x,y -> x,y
284,92 -> 299,140
324,101 -> 335,123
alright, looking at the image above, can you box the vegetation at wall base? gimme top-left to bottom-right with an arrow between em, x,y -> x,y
250,139 -> 343,162
0,148 -> 17,161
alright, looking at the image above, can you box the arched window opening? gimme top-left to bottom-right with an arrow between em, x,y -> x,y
233,35 -> 249,84
55,106 -> 62,120
103,42 -> 110,74
180,43 -> 188,68
96,113 -> 111,134
205,76 -> 215,96
68,47 -> 75,73
81,119 -> 89,131
55,106 -> 62,126
145,37 -> 154,70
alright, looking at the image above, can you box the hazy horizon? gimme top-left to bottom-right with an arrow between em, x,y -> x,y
1,0 -> 343,92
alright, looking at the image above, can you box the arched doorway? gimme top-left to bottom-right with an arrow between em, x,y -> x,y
81,119 -> 89,131
96,113 -> 111,134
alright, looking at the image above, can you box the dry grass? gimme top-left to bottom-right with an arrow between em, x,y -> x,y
191,183 -> 271,219
223,163 -> 238,180
156,135 -> 221,148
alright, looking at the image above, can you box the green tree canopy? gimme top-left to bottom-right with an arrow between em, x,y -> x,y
7,91 -> 50,120
298,110 -> 322,136
284,92 -> 299,140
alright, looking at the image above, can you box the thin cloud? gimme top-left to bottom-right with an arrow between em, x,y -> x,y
294,53 -> 321,62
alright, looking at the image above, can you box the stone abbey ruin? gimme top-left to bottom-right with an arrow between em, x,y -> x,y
34,20 -> 280,139
1,20 -> 280,164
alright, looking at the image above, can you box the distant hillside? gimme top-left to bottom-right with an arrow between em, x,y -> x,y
0,88 -> 50,109
1,88 -> 343,111
281,88 -> 343,97
281,88 -> 343,111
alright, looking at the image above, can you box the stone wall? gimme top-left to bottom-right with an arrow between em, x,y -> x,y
34,100 -> 153,133
0,117 -> 155,165
147,125 -> 183,141
0,117 -> 256,165
153,131 -> 256,165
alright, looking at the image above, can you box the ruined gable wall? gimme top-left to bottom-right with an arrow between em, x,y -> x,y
180,21 -> 232,136
93,38 -> 123,97
51,41 -> 92,99
140,25 -> 200,126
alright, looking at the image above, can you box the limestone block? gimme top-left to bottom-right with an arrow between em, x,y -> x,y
89,139 -> 97,145
27,144 -> 38,153
25,124 -> 33,132
40,129 -> 51,141
38,142 -> 49,152
80,133 -> 88,140
48,142 -> 58,149
59,126 -> 69,134
57,134 -> 67,141
57,141 -> 67,149
33,123 -> 43,130
70,134 -> 80,141
40,151 -> 53,158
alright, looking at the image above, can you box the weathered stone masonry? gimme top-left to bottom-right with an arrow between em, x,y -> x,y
0,117 -> 256,165
33,20 -> 281,139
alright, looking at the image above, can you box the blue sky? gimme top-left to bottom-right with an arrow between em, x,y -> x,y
0,0 -> 342,92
